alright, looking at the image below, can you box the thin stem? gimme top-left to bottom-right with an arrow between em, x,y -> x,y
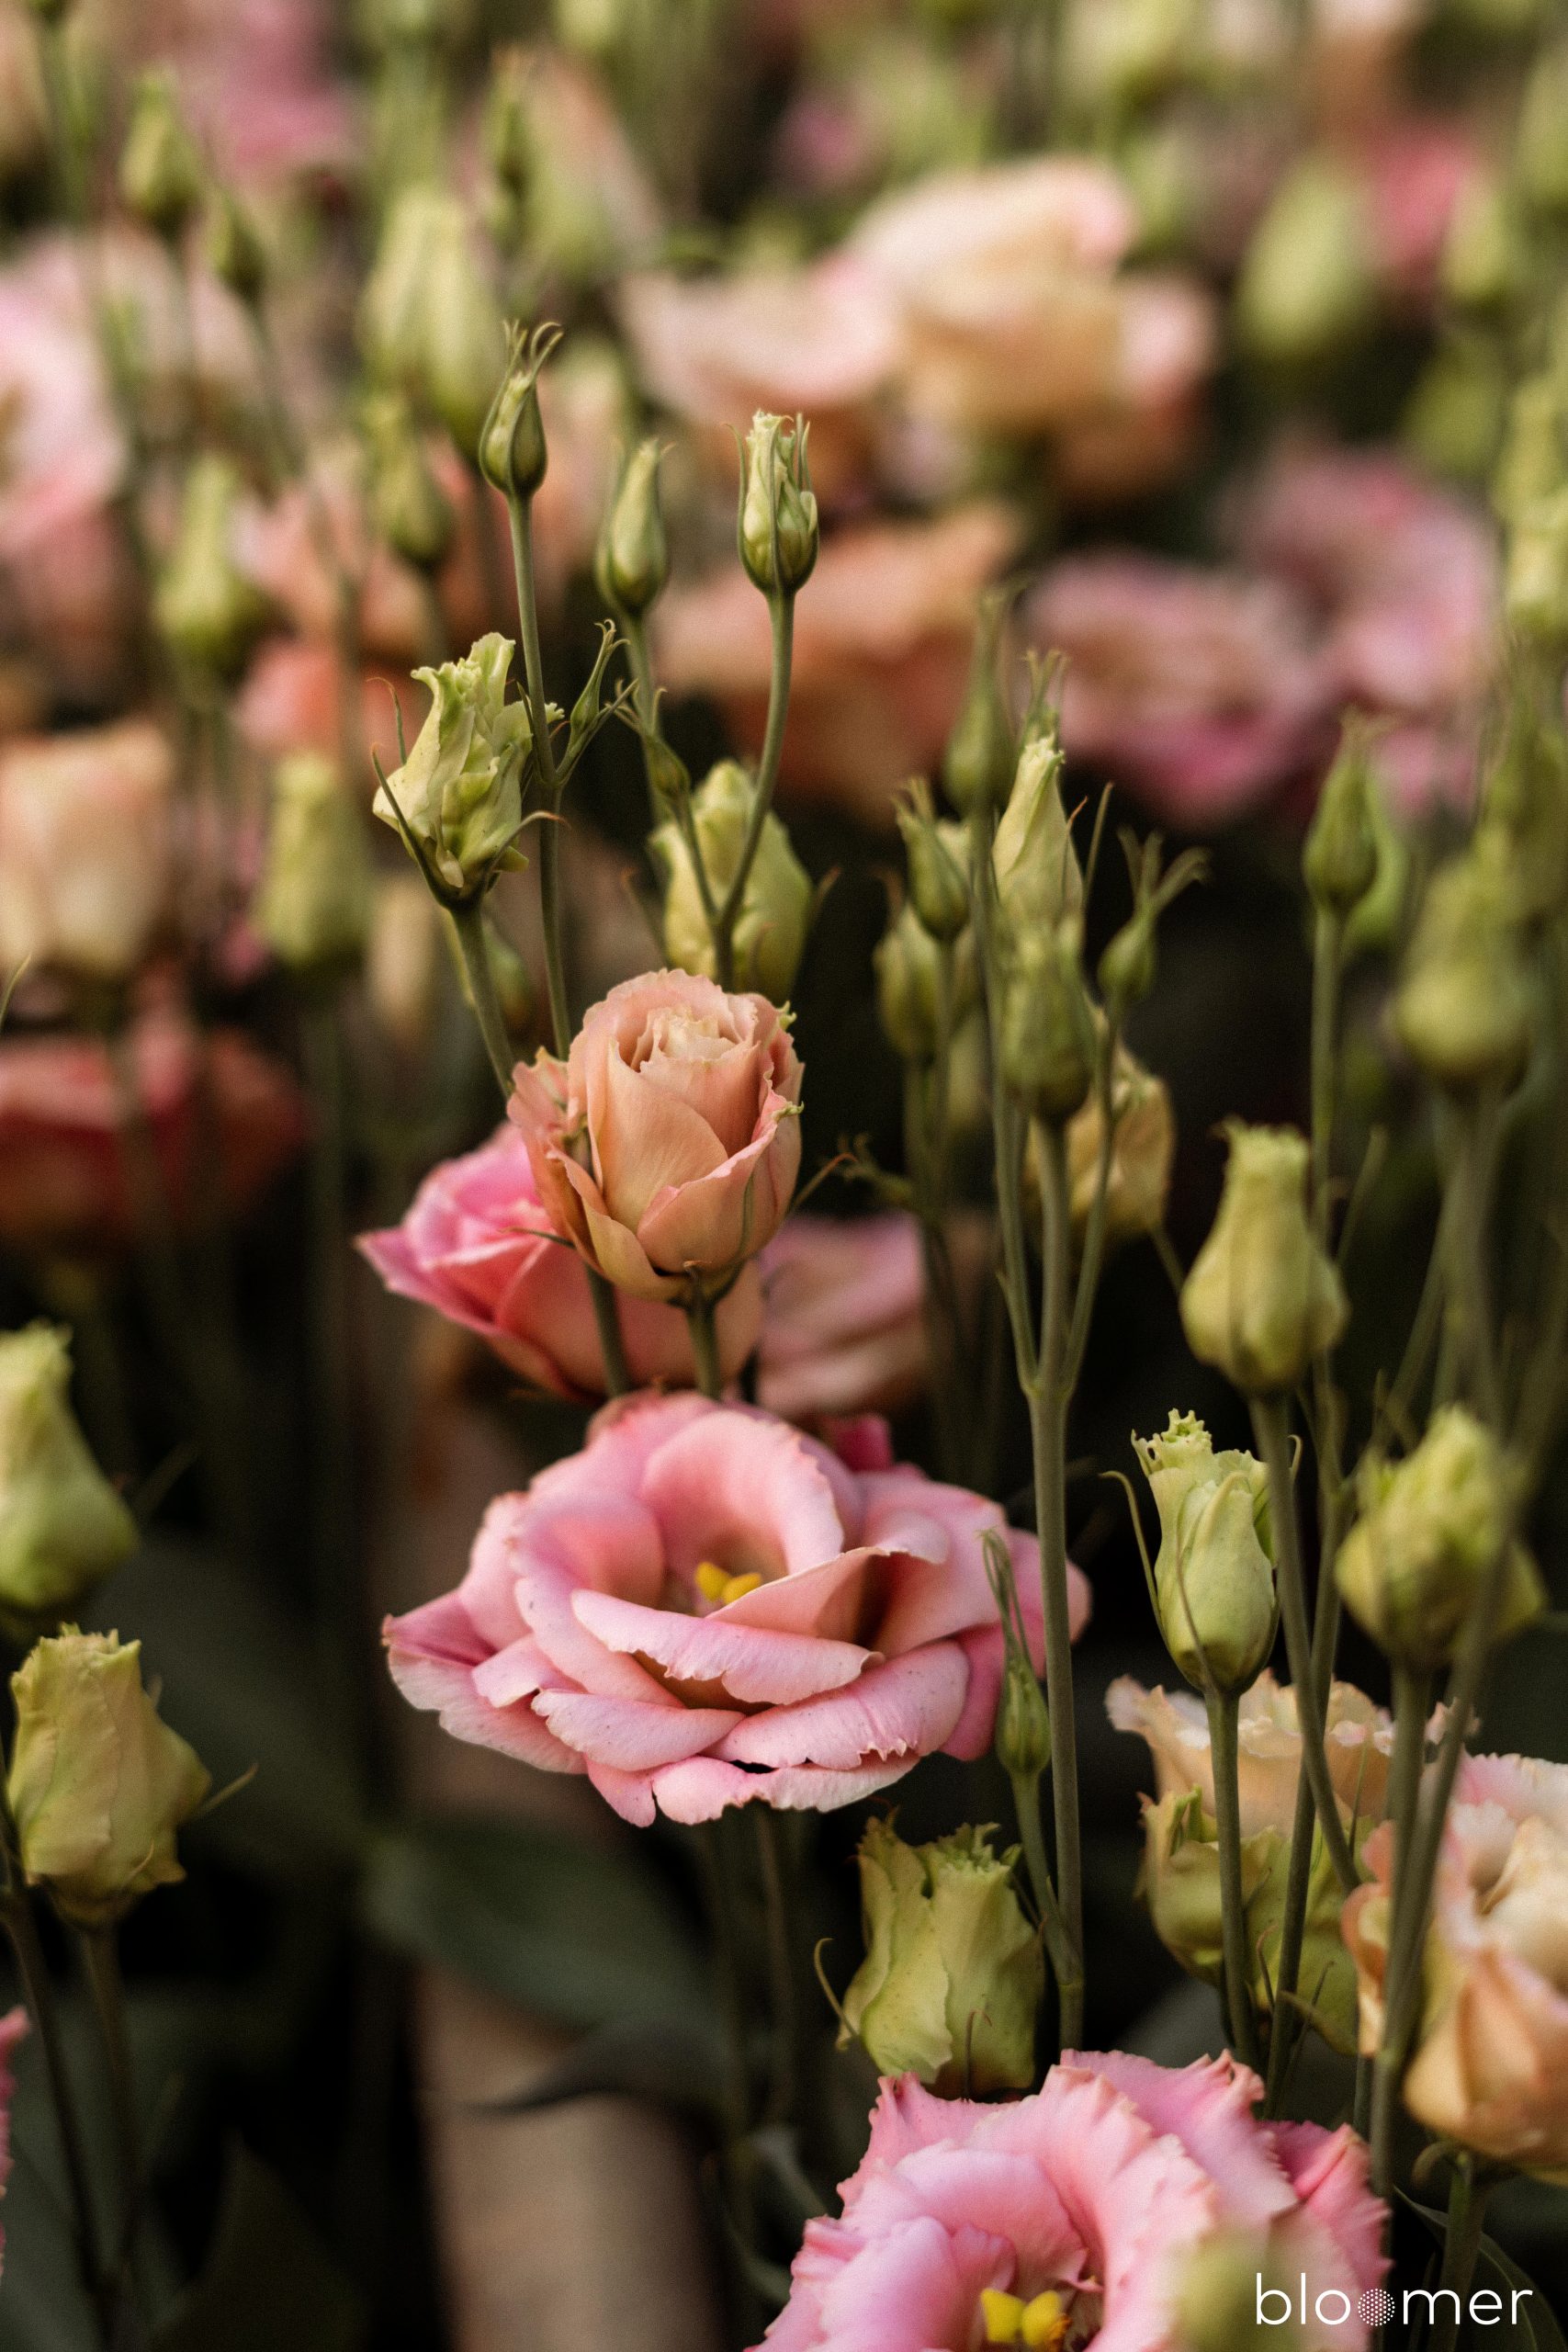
80,1932 -> 141,2272
1063,1012 -> 1122,1392
1448,1092 -> 1502,1429
752,1809 -> 799,2130
686,1293 -> 723,1400
713,595 -> 794,989
1310,910 -> 1343,1238
967,809 -> 1037,1389
1008,1769 -> 1077,2007
695,1824 -> 750,2144
1264,1547 -> 1341,2114
1250,1398 -> 1359,1894
1370,1663 -> 1431,2195
1206,1689 -> 1260,2069
1032,1119 -> 1084,2051
504,494 -> 572,1055
2,1893 -> 109,2337
1432,2160 -> 1488,2352
451,903 -> 516,1098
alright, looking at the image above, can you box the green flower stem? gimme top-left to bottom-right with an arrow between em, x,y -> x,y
1263,1547 -> 1340,2114
1369,1662 -> 1431,2194
904,944 -> 966,1479
1310,911 -> 1343,1234
967,812 -> 1038,1391
1031,1118 -> 1085,2052
625,609 -> 720,944
452,902 -> 517,1098
1063,1011 -> 1122,1393
713,594 -> 794,990
80,1929 -> 141,2288
1250,1399 -> 1359,1895
1206,1689 -> 1260,2070
1448,1092 -> 1502,1429
1008,1767 -> 1077,2009
686,1293 -> 723,1401
1432,2159 -> 1488,2352
753,1809 -> 800,2130
503,492 -> 572,1057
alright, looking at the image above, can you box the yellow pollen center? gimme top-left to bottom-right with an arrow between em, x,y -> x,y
981,2289 -> 1070,2349
694,1562 -> 762,1606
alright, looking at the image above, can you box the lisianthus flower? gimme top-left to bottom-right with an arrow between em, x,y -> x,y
384,1391 -> 1087,1825
1108,1671 -> 1409,1837
761,2052 -> 1386,2352
0,719 -> 175,984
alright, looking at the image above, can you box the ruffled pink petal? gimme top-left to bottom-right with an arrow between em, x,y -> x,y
648,1753 -> 918,1823
382,1597 -> 581,1773
942,1624 -> 1005,1762
812,2215 -> 1007,2352
715,1645 -> 967,1770
532,1688 -> 743,1769
571,1587 -> 875,1706
1270,2123 -> 1389,2310
1068,2051 -> 1294,2231
638,1407 -> 849,1581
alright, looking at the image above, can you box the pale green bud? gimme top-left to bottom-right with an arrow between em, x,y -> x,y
483,43 -> 531,195
897,780 -> 970,944
1235,157 -> 1374,366
942,595 -> 1013,818
479,321 -> 556,501
1176,2232 -> 1303,2352
364,390 -> 456,572
154,455 -> 271,684
993,729 -> 1081,934
839,1816 -> 1043,2096
360,186 -> 507,461
1134,1410 -> 1276,1696
999,922 -> 1095,1123
1441,174 -> 1529,320
1492,377 -> 1567,526
1138,1789 -> 1261,1988
649,760 -> 811,1002
119,71 -> 202,241
874,900 -> 976,1065
1393,845 -> 1534,1091
1336,1408 -> 1544,1672
1505,490 -> 1568,647
1403,336 -> 1507,485
373,632 -> 531,902
738,413 -> 818,596
0,1327 -> 136,1628
255,753 -> 373,975
1303,724 -> 1380,917
1180,1124 -> 1347,1394
205,187 -> 266,304
594,437 -> 668,618
7,1630 -> 210,1928
1476,694 -> 1568,923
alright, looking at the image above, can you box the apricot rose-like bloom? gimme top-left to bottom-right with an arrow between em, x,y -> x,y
509,970 -> 803,1305
360,1123 -> 762,1401
761,2053 -> 1386,2352
383,1391 -> 1086,1825
1343,1751 -> 1568,2181
1108,1672 -> 1406,1838
0,719 -> 175,983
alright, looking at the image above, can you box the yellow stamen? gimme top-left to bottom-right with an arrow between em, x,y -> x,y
694,1561 -> 728,1601
981,2289 -> 1026,2345
1021,2291 -> 1069,2349
720,1570 -> 761,1603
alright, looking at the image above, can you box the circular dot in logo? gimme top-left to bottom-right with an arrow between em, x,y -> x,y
1359,2289 -> 1397,2328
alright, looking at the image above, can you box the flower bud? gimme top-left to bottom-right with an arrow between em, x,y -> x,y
118,71 -> 202,242
0,1326 -> 136,1629
360,187 -> 507,463
1492,377 -> 1566,526
1235,156 -> 1374,367
594,437 -> 668,618
367,872 -> 446,1055
838,1815 -> 1043,2097
255,752 -> 374,976
897,779 -> 970,944
1404,336 -> 1507,486
1065,1043 -> 1174,1244
1442,174 -> 1529,320
942,594 -> 1013,818
1138,1789 -> 1243,1987
737,413 -> 818,597
1518,40 -> 1568,219
1303,723 -> 1379,917
1505,490 -> 1568,647
205,187 -> 266,304
650,760 -> 811,1002
1476,692 -> 1568,923
7,1630 -> 210,1928
875,900 -> 977,1064
364,390 -> 456,573
1393,845 -> 1534,1091
1176,2233 -> 1302,2352
986,1530 -> 1050,1782
483,43 -> 531,196
1180,1124 -> 1347,1395
479,321 -> 558,501
373,632 -> 531,903
1134,1411 -> 1276,1696
993,726 -> 1081,935
1097,909 -> 1156,1013
999,923 -> 1095,1124
154,455 -> 271,684
1336,1408 -> 1544,1671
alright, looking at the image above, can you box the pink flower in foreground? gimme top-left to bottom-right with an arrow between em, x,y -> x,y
0,2004 -> 26,2274
510,970 -> 803,1304
756,1213 -> 927,1424
384,1391 -> 1085,1824
360,1124 -> 762,1401
762,2053 -> 1386,2352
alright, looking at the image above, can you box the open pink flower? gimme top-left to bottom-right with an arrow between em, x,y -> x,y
756,1213 -> 927,1424
762,2052 -> 1386,2352
510,970 -> 803,1304
383,1391 -> 1086,1825
360,1124 -> 762,1401
0,2004 -> 26,2275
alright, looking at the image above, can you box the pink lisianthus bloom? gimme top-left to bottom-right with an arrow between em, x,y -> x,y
360,1123 -> 763,1401
236,639 -> 425,785
756,1213 -> 927,1425
655,503 -> 1020,824
0,2005 -> 27,2274
383,1390 -> 1085,1824
0,719 -> 175,983
1356,119 -> 1482,309
0,1009 -> 307,1252
761,2052 -> 1386,2352
117,0 -> 354,187
1055,275 -> 1217,508
1025,553 -> 1325,828
510,970 -> 803,1305
1108,1672 -> 1408,1837
1343,1752 -> 1568,2181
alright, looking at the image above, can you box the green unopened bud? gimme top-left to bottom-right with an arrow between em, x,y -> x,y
1493,377 -> 1567,526
205,187 -> 266,304
999,922 -> 1095,1123
942,594 -> 1013,817
365,390 -> 456,572
7,1630 -> 210,1928
1505,490 -> 1568,646
255,753 -> 373,975
479,321 -> 558,501
1476,692 -> 1568,922
1176,2233 -> 1302,2352
1098,909 -> 1157,1013
1065,1042 -> 1175,1243
0,1327 -> 136,1629
986,1530 -> 1050,1781
1519,42 -> 1568,218
373,632 -> 531,903
838,1815 -> 1043,2096
738,412 -> 818,596
993,726 -> 1081,933
119,71 -> 202,242
1303,723 -> 1379,916
1337,1408 -> 1543,1671
875,899 -> 976,1064
594,437 -> 668,618
1235,156 -> 1374,367
1394,845 -> 1535,1091
1441,174 -> 1529,320
1180,1124 -> 1347,1394
360,187 -> 507,461
484,44 -> 532,195
154,454 -> 270,683
1134,1411 -> 1276,1695
1137,1789 -> 1258,1988
650,760 -> 811,1002
1404,335 -> 1507,485
897,779 -> 970,943
1343,763 -> 1409,958
367,871 -> 446,1055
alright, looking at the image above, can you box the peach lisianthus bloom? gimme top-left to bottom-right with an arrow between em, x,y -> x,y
0,720 -> 175,983
1343,1752 -> 1568,2181
761,2053 -> 1386,2352
360,1124 -> 762,1401
1108,1672 -> 1405,1837
383,1391 -> 1085,1824
655,503 -> 1020,823
510,970 -> 803,1305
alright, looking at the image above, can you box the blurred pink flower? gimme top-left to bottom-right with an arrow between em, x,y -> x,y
1358,118 -> 1482,305
756,1214 -> 926,1424
361,1123 -> 763,1402
1055,274 -> 1217,506
0,1009 -> 306,1251
762,2053 -> 1386,2352
0,2005 -> 26,2276
235,639 -> 424,786
118,0 -> 354,187
655,503 -> 1020,825
0,718 -> 175,982
383,1390 -> 1083,1823
511,970 -> 803,1303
